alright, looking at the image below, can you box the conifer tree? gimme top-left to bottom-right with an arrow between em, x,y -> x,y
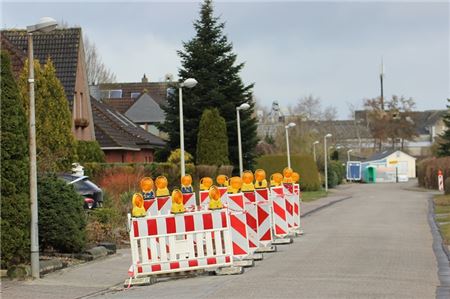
1,51 -> 30,267
196,108 -> 229,165
438,99 -> 450,157
19,58 -> 77,172
161,0 -> 259,171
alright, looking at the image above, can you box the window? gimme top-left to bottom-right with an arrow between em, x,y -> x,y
131,92 -> 140,99
109,89 -> 122,98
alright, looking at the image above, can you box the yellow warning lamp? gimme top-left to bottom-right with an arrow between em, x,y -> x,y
131,193 -> 146,217
216,175 -> 229,187
181,174 -> 193,194
170,189 -> 185,214
283,167 -> 294,183
270,173 -> 283,187
208,186 -> 223,210
227,176 -> 243,194
241,171 -> 255,192
292,172 -> 300,184
155,176 -> 170,197
200,177 -> 213,191
254,169 -> 267,189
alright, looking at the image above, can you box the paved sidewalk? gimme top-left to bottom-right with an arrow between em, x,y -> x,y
0,189 -> 350,299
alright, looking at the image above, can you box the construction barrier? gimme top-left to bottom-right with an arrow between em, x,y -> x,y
255,188 -> 273,247
270,186 -> 289,238
225,193 -> 251,259
182,192 -> 197,212
283,183 -> 297,233
243,191 -> 259,252
128,209 -> 233,278
293,184 -> 301,232
199,190 -> 210,210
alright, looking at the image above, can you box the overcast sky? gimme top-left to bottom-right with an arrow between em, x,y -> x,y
2,0 -> 449,118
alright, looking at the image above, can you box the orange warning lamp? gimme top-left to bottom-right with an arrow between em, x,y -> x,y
228,176 -> 243,194
254,169 -> 267,189
216,175 -> 229,187
171,189 -> 185,214
270,173 -> 283,187
200,177 -> 213,191
292,172 -> 300,183
181,175 -> 193,193
132,193 -> 146,217
241,171 -> 255,192
155,176 -> 169,197
208,186 -> 223,210
283,167 -> 294,183
140,177 -> 154,192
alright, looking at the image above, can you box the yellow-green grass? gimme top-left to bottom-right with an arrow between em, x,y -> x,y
433,194 -> 450,244
439,223 -> 450,245
302,190 -> 328,202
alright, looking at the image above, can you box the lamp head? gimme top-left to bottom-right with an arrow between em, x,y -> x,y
285,122 -> 296,129
313,141 -> 319,145
325,133 -> 332,138
181,78 -> 197,88
237,103 -> 250,111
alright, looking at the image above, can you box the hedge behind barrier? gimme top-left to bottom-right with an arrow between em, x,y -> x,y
255,155 -> 321,191
417,157 -> 450,190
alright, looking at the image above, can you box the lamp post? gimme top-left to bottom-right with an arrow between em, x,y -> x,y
178,78 -> 197,178
313,140 -> 319,162
347,149 -> 353,162
324,133 -> 332,192
236,103 -> 250,175
27,17 -> 58,279
285,122 -> 296,168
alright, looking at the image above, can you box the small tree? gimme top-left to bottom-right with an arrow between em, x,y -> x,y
0,51 -> 30,268
76,141 -> 105,163
196,108 -> 229,165
438,99 -> 450,157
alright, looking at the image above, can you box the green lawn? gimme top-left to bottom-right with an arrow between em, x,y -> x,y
433,194 -> 450,244
302,190 -> 328,202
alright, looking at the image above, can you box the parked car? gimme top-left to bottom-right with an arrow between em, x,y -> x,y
58,174 -> 103,209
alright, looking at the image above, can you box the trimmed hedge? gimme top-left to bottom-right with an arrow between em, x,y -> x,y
255,155 -> 321,191
417,157 -> 450,190
328,161 -> 345,187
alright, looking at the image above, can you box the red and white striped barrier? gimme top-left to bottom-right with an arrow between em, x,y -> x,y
128,210 -> 233,278
243,191 -> 258,253
144,199 -> 158,216
229,211 -> 250,259
218,187 -> 228,206
293,184 -> 302,233
283,183 -> 296,233
157,196 -> 171,215
199,190 -> 210,210
255,188 -> 273,247
227,193 -> 245,212
270,186 -> 289,237
182,193 -> 197,212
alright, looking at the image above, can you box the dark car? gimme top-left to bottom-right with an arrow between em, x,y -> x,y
58,174 -> 103,209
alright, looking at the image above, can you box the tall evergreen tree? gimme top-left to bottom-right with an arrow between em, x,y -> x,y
438,99 -> 450,157
160,0 -> 259,171
1,51 -> 30,268
196,108 -> 229,165
18,58 -> 77,172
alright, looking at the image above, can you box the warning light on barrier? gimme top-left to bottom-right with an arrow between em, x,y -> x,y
140,177 -> 155,200
181,175 -> 193,194
228,176 -> 243,194
292,172 -> 300,183
283,167 -> 294,183
254,169 -> 267,189
270,173 -> 283,187
171,189 -> 186,214
132,193 -> 146,217
200,177 -> 213,191
155,176 -> 170,197
216,175 -> 229,187
208,186 -> 223,210
241,170 -> 255,192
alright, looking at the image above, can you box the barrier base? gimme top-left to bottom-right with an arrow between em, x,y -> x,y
272,237 -> 293,245
124,276 -> 156,288
215,266 -> 244,275
233,259 -> 255,268
246,253 -> 263,261
255,245 -> 277,253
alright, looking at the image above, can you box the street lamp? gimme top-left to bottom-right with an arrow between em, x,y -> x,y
324,133 -> 332,192
285,122 -> 296,168
347,149 -> 353,162
312,141 -> 319,162
179,78 -> 197,178
236,103 -> 250,175
27,16 -> 58,279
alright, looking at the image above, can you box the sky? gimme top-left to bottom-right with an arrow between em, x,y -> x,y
2,0 -> 449,119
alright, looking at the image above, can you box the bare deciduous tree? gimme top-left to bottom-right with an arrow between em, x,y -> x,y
294,95 -> 322,120
84,36 -> 116,84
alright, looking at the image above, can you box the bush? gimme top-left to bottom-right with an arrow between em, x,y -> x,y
167,149 -> 193,165
329,161 -> 345,185
196,165 -> 218,180
255,155 -> 321,191
327,168 -> 339,188
38,174 -> 86,252
417,157 -> 450,190
445,177 -> 450,195
76,141 -> 105,163
218,165 -> 234,177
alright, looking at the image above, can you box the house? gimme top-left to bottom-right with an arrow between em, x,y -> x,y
361,149 -> 416,182
93,74 -> 170,138
90,96 -> 165,163
1,28 -> 95,141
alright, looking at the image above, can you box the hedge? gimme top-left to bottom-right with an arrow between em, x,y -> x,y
417,157 -> 450,190
255,155 -> 321,191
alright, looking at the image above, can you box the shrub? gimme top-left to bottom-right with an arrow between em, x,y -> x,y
76,141 -> 105,163
329,161 -> 345,185
218,165 -> 234,177
417,157 -> 450,190
196,165 -> 218,180
327,166 -> 339,188
167,149 -> 193,165
38,174 -> 86,252
255,155 -> 321,191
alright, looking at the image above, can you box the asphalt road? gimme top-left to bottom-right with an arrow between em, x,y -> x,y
97,182 -> 438,299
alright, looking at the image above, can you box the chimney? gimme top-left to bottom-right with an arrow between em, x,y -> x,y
141,73 -> 148,83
